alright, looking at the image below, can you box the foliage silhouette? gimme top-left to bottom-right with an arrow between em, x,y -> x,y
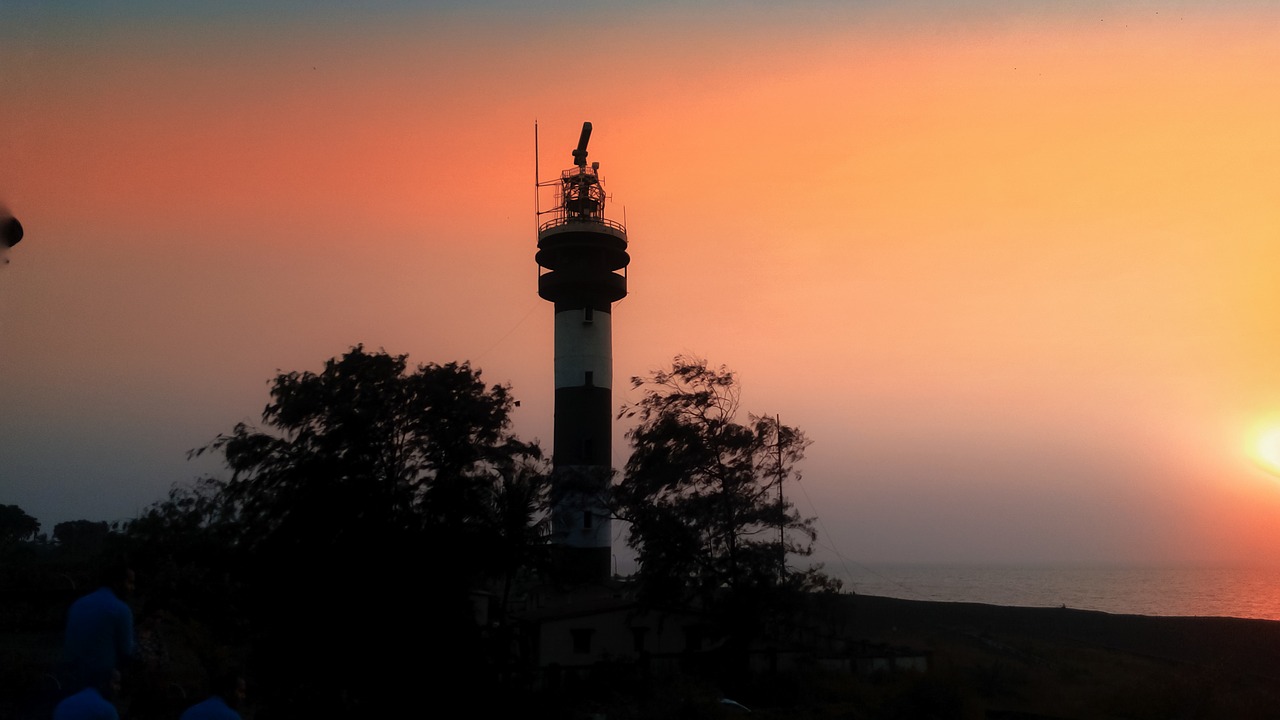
167,345 -> 550,714
615,355 -> 834,614
53,520 -> 113,557
125,477 -> 243,631
0,504 -> 40,547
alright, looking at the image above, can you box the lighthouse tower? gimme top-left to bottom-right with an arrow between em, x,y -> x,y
536,122 -> 629,584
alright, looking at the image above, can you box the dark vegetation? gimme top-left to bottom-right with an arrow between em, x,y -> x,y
3,347 -> 551,717
7,348 -> 1280,719
616,356 -> 839,607
2,349 -> 837,717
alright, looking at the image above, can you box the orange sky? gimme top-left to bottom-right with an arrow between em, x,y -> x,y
2,2 -> 1279,572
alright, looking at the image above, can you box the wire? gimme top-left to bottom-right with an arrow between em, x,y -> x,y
472,298 -> 541,365
791,477 -> 928,601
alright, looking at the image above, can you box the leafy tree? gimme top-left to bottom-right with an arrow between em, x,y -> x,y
481,462 -> 552,617
125,477 -> 243,625
53,519 -> 112,556
203,346 -> 543,550
192,345 -> 548,713
615,356 -> 827,610
0,504 -> 39,546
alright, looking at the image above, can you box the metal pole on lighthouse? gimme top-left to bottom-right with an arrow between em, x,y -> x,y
535,122 -> 630,585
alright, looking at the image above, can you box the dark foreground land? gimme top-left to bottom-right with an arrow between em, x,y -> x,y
759,593 -> 1280,720
9,593 -> 1280,719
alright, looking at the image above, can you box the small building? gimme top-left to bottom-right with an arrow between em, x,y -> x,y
850,641 -> 932,676
520,593 -> 713,685
510,585 -> 931,688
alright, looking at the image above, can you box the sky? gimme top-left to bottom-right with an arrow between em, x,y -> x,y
3,1 -> 1279,580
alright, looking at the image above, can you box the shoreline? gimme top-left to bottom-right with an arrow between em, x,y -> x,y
840,563 -> 1280,622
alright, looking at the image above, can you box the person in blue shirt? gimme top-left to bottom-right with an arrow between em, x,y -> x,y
180,672 -> 246,720
63,564 -> 136,690
52,670 -> 120,720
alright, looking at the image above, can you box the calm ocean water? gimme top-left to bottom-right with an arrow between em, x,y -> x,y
843,565 -> 1280,621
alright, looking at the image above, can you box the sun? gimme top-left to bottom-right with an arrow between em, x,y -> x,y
1256,427 -> 1280,477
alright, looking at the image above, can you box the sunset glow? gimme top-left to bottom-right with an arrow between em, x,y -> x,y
1257,427 -> 1280,478
3,1 -> 1280,570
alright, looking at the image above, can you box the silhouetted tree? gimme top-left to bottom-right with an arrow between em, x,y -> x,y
0,504 -> 39,546
615,356 -> 827,611
125,477 -> 243,628
482,463 -> 551,619
193,345 -> 547,713
53,519 -> 112,556
203,346 -> 543,546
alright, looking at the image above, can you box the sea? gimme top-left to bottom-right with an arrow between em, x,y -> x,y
840,564 -> 1280,621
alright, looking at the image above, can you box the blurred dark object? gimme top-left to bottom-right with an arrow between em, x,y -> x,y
2,215 -> 22,247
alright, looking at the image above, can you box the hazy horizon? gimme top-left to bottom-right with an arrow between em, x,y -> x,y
4,0 -> 1279,571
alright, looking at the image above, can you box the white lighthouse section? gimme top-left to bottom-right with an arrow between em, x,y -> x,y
553,310 -> 613,391
559,473 -> 612,549
555,307 -> 613,551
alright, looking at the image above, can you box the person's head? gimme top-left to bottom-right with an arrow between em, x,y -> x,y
117,568 -> 135,598
100,559 -> 135,599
